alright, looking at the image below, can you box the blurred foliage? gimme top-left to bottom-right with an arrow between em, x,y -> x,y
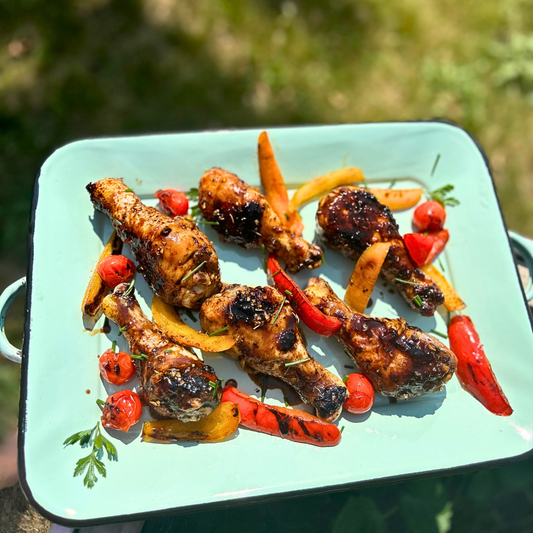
1,0 -> 533,530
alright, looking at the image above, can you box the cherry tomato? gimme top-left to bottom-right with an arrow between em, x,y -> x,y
96,255 -> 135,287
99,348 -> 135,385
100,390 -> 142,432
413,200 -> 446,232
403,233 -> 434,266
155,189 -> 189,217
343,373 -> 374,414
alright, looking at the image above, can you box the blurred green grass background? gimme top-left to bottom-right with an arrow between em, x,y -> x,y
1,0 -> 533,531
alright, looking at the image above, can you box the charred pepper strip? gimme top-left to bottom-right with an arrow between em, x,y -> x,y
221,386 -> 341,447
266,254 -> 341,337
448,315 -> 512,416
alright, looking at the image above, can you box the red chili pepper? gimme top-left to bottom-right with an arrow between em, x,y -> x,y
96,255 -> 135,287
221,386 -> 341,447
100,390 -> 143,431
413,200 -> 446,232
266,254 -> 341,337
448,315 -> 512,416
155,189 -> 189,217
343,373 -> 374,414
404,230 -> 449,267
98,348 -> 135,385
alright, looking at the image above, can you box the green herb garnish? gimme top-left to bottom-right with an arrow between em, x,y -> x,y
438,258 -> 446,272
285,289 -> 293,297
321,252 -> 327,266
209,380 -> 219,398
430,153 -> 441,176
113,218 -> 122,226
394,278 -> 422,286
111,341 -> 117,352
389,178 -> 397,189
268,269 -> 281,279
271,297 -> 286,325
429,184 -> 459,207
130,353 -> 148,360
284,396 -> 289,407
124,188 -> 133,193
340,426 -> 345,434
209,326 -> 230,337
165,349 -> 173,354
118,326 -> 127,336
64,422 -> 118,489
124,279 -> 135,296
343,375 -> 349,383
412,295 -> 424,308
284,358 -> 310,367
183,260 -> 207,282
186,188 -> 199,200
430,329 -> 448,339
262,244 -> 268,273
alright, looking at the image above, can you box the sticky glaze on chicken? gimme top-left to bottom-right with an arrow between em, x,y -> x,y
198,168 -> 322,273
102,283 -> 221,421
304,277 -> 456,400
200,284 -> 346,422
87,178 -> 221,309
316,186 -> 444,316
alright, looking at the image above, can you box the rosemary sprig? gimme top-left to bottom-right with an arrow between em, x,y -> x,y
209,380 -> 220,398
430,153 -> 441,176
209,326 -> 230,337
412,295 -> 424,308
431,329 -> 448,339
285,289 -> 293,297
271,297 -> 286,325
124,279 -> 135,296
64,422 -> 118,489
118,326 -> 128,336
268,269 -> 281,279
284,358 -> 310,367
130,353 -> 148,360
438,258 -> 446,272
394,278 -> 422,286
183,260 -> 207,282
389,178 -> 397,189
124,188 -> 133,193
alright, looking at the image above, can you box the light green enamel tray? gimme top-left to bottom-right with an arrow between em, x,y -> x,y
7,122 -> 533,526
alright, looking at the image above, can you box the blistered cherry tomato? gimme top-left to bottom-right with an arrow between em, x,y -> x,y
96,255 -> 135,287
343,373 -> 374,414
413,200 -> 446,231
99,348 -> 135,385
155,189 -> 189,217
100,390 -> 142,432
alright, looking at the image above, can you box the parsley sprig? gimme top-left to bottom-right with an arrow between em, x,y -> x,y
428,185 -> 460,207
64,422 -> 118,489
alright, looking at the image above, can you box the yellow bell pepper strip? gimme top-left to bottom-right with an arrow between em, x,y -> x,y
82,230 -> 123,316
370,188 -> 423,210
344,242 -> 391,313
289,168 -> 366,209
258,131 -> 304,235
420,263 -> 466,312
142,402 -> 241,442
151,295 -> 236,352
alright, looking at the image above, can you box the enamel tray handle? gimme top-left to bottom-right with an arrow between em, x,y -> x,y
0,277 -> 26,364
509,231 -> 533,302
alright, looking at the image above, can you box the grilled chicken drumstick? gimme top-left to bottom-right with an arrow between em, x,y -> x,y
198,168 -> 322,273
200,284 -> 347,422
305,277 -> 457,400
87,178 -> 221,309
317,186 -> 444,316
102,283 -> 221,421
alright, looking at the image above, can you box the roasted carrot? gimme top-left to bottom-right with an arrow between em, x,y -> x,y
221,386 -> 341,447
448,315 -> 512,416
258,131 -> 304,235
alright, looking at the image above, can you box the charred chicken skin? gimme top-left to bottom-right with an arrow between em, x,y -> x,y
316,186 -> 444,316
305,277 -> 457,400
198,168 -> 322,273
87,178 -> 221,309
200,284 -> 347,422
102,283 -> 221,421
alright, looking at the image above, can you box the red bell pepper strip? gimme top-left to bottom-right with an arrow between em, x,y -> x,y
266,254 -> 341,337
448,315 -> 513,416
221,386 -> 341,447
404,230 -> 449,267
